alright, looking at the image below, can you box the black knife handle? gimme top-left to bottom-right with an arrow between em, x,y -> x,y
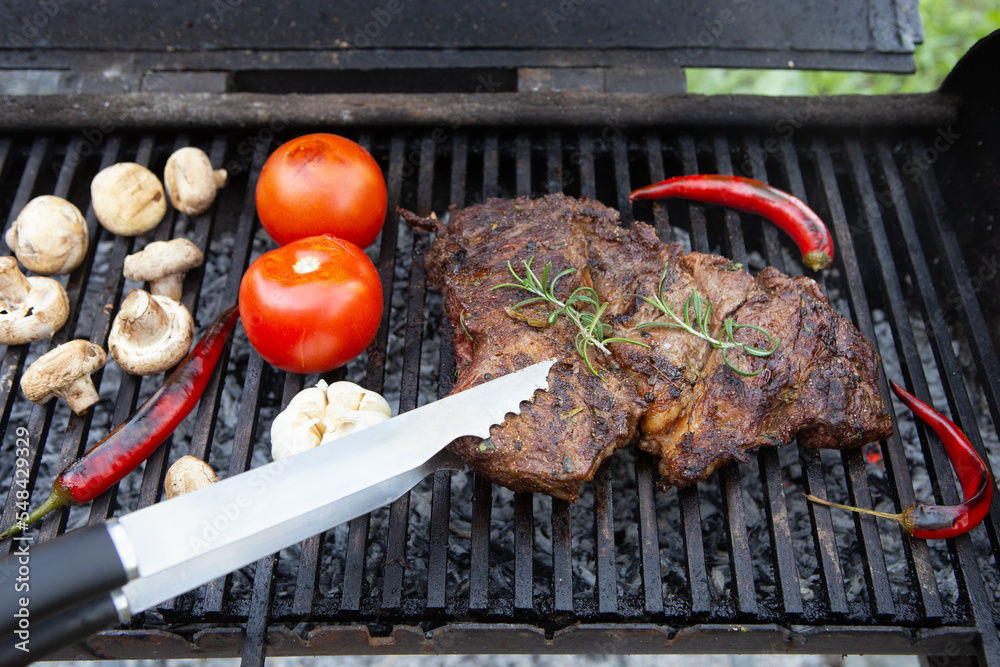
0,591 -> 127,667
0,522 -> 134,635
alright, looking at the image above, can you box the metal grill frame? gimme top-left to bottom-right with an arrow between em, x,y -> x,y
0,89 -> 998,665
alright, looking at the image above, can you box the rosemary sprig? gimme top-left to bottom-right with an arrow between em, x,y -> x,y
492,258 -> 646,376
634,262 -> 780,377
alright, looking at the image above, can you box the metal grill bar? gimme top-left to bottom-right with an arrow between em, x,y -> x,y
842,137 -> 944,620
636,132 -> 667,618
737,134 -> 805,619
425,132 -> 467,612
711,133 -> 760,618
513,131 -> 535,612
812,138 -> 897,618
0,137 -> 51,560
746,124 -> 844,617
673,133 -> 712,617
203,138 -> 270,616
382,133 -> 436,611
468,131 -> 500,613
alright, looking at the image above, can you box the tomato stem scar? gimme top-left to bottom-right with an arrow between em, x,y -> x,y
293,256 -> 322,274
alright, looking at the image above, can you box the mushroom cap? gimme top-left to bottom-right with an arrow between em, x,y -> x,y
123,238 -> 205,283
108,289 -> 194,375
91,162 -> 167,236
164,455 -> 220,499
20,339 -> 107,404
0,262 -> 70,345
5,195 -> 89,275
164,147 -> 228,216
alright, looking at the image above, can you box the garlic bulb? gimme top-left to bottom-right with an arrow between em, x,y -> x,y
270,380 -> 392,461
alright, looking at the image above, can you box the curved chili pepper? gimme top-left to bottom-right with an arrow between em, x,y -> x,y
629,175 -> 835,272
807,381 -> 994,540
0,304 -> 240,540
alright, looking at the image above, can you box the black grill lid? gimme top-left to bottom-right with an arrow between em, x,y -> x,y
0,0 -> 923,96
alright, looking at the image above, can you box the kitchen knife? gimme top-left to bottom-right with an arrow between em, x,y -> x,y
0,448 -> 466,666
0,358 -> 553,642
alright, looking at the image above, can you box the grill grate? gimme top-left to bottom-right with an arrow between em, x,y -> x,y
0,124 -> 998,663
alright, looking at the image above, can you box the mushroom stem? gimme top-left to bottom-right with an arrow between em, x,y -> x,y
118,290 -> 171,346
0,257 -> 31,310
214,169 -> 229,189
150,274 -> 185,302
60,375 -> 101,415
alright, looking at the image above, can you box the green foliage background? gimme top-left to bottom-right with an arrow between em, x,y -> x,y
685,1 -> 1000,95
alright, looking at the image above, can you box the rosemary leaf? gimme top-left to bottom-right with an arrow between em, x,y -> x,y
492,257 -> 644,377
631,260 -> 781,377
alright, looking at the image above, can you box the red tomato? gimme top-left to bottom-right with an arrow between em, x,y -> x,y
256,133 -> 387,248
239,235 -> 383,374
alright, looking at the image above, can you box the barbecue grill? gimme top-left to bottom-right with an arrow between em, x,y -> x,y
1,2 -> 998,665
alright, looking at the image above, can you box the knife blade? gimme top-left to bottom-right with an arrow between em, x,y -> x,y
122,447 -> 465,614
0,358 -> 553,637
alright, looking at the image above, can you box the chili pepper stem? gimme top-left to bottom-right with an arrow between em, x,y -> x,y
803,250 -> 833,272
805,494 -> 916,535
0,486 -> 75,540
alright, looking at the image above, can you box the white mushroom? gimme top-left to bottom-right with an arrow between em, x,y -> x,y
21,339 -> 107,415
5,195 -> 89,275
164,456 -> 220,499
108,289 -> 194,375
91,162 -> 166,236
0,257 -> 70,345
164,147 -> 228,216
122,238 -> 204,302
270,380 -> 392,461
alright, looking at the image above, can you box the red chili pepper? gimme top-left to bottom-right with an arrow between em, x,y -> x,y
807,381 -> 994,540
1,304 -> 239,540
629,175 -> 835,272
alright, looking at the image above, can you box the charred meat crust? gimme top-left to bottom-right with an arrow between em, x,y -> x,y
404,195 -> 892,499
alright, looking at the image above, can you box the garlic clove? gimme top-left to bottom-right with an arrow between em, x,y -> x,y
270,386 -> 329,461
271,415 -> 324,461
287,386 -> 328,420
320,407 -> 391,445
325,381 -> 392,417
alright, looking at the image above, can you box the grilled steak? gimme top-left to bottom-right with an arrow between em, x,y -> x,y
406,194 -> 892,499
614,262 -> 892,488
402,197 -> 647,501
